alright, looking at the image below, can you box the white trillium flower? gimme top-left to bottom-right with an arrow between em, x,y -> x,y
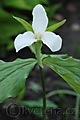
14,4 -> 62,52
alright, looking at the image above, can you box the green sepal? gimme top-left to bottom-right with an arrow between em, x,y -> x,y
29,41 -> 43,68
13,16 -> 33,32
46,19 -> 66,31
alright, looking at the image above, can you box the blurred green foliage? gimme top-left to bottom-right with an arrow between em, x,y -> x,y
0,0 -> 61,58
2,0 -> 48,10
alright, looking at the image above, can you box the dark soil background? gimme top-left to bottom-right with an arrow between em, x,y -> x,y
0,0 -> 80,120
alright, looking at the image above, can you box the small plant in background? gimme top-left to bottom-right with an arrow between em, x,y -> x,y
0,4 -> 80,120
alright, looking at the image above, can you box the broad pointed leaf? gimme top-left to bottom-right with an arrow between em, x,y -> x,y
43,55 -> 80,94
0,58 -> 36,102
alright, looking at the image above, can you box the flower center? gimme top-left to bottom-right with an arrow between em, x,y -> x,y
34,33 -> 42,40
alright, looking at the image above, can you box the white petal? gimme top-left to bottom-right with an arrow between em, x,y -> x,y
42,32 -> 62,52
32,4 -> 48,33
14,32 -> 36,52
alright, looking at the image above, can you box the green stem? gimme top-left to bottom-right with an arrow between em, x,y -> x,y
75,95 -> 80,120
39,66 -> 46,120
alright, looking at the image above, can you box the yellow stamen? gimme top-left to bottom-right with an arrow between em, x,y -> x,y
34,33 -> 42,40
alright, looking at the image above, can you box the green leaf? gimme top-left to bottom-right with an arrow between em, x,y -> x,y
46,19 -> 66,31
20,99 -> 57,108
0,58 -> 36,102
19,99 -> 58,117
13,16 -> 33,32
43,55 -> 80,94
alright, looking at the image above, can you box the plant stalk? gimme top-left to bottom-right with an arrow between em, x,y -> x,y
75,95 -> 80,120
39,66 -> 46,120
